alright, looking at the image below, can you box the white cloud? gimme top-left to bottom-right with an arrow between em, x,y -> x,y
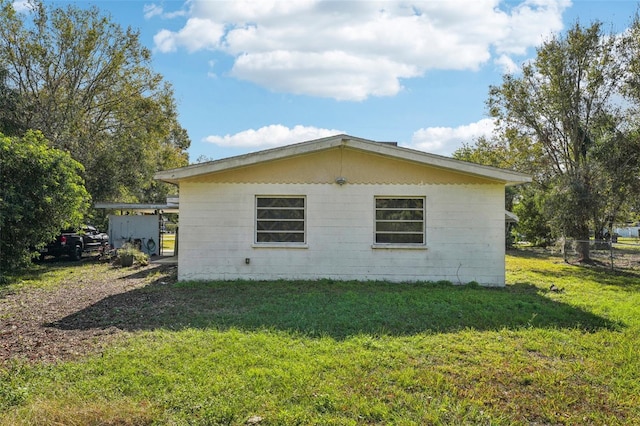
232,51 -> 417,101
495,54 -> 520,74
154,29 -> 178,53
495,0 -> 571,55
11,1 -> 32,12
203,125 -> 345,149
409,118 -> 496,156
144,2 -> 188,19
154,18 -> 225,53
153,0 -> 570,100
143,4 -> 163,20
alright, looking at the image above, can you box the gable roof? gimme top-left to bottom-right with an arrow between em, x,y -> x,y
155,134 -> 531,186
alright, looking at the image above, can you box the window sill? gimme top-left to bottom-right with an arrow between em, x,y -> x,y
252,243 -> 309,249
371,244 -> 428,250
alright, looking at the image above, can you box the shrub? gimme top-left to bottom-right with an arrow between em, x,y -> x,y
0,131 -> 90,272
116,243 -> 148,267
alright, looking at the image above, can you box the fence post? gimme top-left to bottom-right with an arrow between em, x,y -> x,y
609,239 -> 614,271
174,226 -> 179,257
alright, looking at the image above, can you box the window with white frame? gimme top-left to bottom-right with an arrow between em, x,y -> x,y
256,196 -> 306,243
374,197 -> 425,244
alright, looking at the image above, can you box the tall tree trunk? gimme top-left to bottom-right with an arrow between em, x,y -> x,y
575,223 -> 591,262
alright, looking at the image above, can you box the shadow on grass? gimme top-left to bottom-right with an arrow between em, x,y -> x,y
507,247 -> 557,259
532,267 -> 640,291
48,273 -> 622,339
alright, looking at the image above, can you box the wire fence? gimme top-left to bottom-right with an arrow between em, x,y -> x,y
556,238 -> 640,271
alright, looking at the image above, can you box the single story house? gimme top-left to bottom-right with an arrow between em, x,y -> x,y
155,135 -> 531,286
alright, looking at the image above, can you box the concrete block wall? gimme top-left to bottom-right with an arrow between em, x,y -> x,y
177,182 -> 505,285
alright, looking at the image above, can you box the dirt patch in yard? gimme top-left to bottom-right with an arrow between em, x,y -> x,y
0,261 -> 177,365
3,246 -> 639,366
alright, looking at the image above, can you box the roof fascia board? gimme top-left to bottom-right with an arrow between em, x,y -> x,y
155,134 -> 347,184
344,139 -> 531,185
94,202 -> 178,212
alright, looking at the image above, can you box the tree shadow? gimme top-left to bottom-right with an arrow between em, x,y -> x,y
117,264 -> 173,281
48,277 -> 622,339
507,247 -> 557,259
531,267 -> 640,291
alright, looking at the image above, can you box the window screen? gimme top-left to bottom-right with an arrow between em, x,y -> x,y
375,197 -> 425,244
256,197 -> 305,243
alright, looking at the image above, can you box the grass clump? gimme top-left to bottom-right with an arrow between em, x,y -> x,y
1,249 -> 639,425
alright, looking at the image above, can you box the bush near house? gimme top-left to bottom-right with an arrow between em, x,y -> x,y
0,249 -> 638,425
0,131 -> 90,272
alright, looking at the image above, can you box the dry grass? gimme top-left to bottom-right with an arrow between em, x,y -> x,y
2,398 -> 157,426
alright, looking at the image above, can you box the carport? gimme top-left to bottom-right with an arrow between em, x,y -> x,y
95,197 -> 178,259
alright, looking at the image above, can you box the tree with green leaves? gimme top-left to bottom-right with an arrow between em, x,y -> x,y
511,186 -> 554,246
0,0 -> 189,205
0,131 -> 90,272
487,20 -> 640,261
453,135 -> 555,246
0,67 -> 23,136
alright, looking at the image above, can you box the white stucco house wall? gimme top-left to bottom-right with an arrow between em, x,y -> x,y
155,135 -> 530,286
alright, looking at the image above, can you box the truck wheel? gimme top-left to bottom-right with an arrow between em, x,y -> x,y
71,244 -> 82,261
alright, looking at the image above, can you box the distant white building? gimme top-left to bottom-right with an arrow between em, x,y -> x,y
614,226 -> 640,238
155,135 -> 530,286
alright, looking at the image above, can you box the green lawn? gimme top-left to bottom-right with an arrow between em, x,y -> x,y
1,251 -> 639,425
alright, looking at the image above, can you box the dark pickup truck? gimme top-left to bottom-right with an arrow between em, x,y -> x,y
40,225 -> 109,260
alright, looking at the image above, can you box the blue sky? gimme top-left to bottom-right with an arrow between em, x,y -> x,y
34,1 -> 640,162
